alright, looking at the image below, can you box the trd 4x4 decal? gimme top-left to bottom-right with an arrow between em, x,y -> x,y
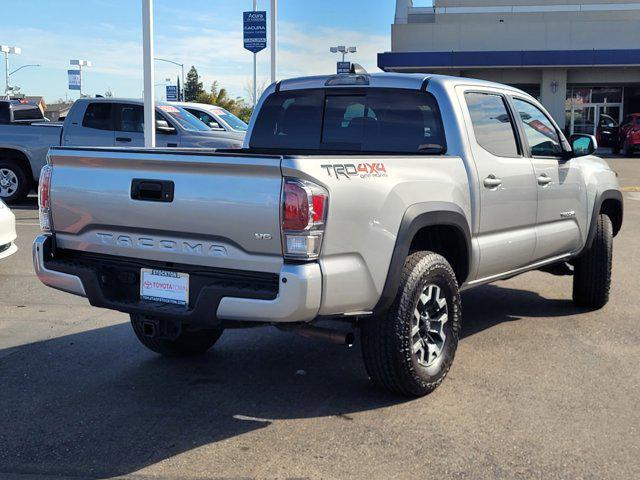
321,163 -> 387,180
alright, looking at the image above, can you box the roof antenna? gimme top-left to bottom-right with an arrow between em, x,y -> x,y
350,63 -> 368,75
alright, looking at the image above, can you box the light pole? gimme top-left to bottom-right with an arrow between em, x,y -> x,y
155,57 -> 184,101
330,45 -> 357,63
1,45 -> 21,98
271,0 -> 277,84
9,64 -> 40,77
142,0 -> 155,147
70,59 -> 92,97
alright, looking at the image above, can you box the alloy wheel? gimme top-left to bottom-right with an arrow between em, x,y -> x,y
411,283 -> 449,367
0,168 -> 18,198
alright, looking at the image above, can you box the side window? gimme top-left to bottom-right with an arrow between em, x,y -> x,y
82,103 -> 113,130
465,92 -> 519,157
187,109 -> 214,126
116,104 -> 144,133
512,98 -> 563,157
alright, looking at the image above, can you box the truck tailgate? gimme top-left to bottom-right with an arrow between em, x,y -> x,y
48,147 -> 284,274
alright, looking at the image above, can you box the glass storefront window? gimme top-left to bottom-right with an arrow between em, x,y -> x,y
566,87 -> 623,105
591,87 -> 623,104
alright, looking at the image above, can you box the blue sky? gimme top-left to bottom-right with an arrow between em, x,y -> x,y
2,0 -> 413,103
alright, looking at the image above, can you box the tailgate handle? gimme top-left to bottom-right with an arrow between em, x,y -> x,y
131,179 -> 174,202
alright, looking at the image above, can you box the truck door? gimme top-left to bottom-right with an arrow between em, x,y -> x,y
63,102 -> 115,147
113,104 -> 181,147
461,90 -> 538,279
510,97 -> 586,261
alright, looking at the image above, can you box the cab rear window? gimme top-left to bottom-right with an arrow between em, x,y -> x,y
250,88 -> 446,154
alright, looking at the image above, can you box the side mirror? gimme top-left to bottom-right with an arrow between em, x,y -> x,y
208,121 -> 223,130
569,134 -> 597,157
156,119 -> 176,134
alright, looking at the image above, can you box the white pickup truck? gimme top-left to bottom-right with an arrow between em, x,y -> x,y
0,98 -> 243,203
34,72 -> 623,397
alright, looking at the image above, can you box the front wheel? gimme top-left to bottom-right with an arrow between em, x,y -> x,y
361,251 -> 461,397
573,214 -> 613,309
130,314 -> 224,356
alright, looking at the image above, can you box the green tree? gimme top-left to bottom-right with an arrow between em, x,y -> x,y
196,81 -> 254,122
183,66 -> 204,102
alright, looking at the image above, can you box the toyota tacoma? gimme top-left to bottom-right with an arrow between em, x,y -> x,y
33,72 -> 623,397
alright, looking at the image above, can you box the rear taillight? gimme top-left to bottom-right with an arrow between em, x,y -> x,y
281,178 -> 328,260
38,164 -> 53,232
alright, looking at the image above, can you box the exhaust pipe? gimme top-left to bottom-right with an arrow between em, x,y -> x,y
279,324 -> 355,347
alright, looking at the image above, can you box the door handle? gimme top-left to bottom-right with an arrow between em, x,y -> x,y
116,137 -> 132,143
537,174 -> 553,186
131,179 -> 174,202
483,175 -> 503,189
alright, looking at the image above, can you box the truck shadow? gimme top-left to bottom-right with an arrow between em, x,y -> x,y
460,283 -> 585,339
6,195 -> 37,211
0,283 -> 584,478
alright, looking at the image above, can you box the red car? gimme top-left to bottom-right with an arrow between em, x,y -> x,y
614,113 -> 640,156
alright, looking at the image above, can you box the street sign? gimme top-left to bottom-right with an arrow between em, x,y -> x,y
243,11 -> 267,53
67,69 -> 81,90
337,61 -> 351,74
166,85 -> 178,101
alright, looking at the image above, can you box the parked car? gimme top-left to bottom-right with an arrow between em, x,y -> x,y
613,113 -> 640,156
0,199 -> 17,260
0,98 -> 243,204
596,113 -> 619,149
174,102 -> 247,142
34,73 -> 623,397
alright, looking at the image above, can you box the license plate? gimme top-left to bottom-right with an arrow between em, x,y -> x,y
140,269 -> 189,306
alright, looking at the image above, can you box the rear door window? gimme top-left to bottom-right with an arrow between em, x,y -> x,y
116,104 -> 144,133
82,103 -> 113,130
465,92 -> 519,157
250,88 -> 445,154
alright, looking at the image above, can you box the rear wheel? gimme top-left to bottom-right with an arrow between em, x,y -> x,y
0,159 -> 30,204
361,251 -> 461,397
573,214 -> 613,309
130,314 -> 224,356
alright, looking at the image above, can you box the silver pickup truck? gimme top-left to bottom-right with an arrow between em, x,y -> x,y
0,98 -> 243,203
34,73 -> 623,397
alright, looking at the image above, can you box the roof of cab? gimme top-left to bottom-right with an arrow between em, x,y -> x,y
278,71 -> 529,96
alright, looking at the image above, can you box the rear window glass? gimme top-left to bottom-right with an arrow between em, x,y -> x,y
83,103 -> 113,130
12,105 -> 44,121
465,92 -> 519,157
250,88 -> 446,154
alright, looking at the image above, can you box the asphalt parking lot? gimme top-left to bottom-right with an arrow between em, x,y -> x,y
1,157 -> 639,480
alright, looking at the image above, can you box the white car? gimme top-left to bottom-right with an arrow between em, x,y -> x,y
0,199 -> 17,259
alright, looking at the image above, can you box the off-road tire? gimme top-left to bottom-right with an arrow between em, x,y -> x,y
130,314 -> 224,356
573,214 -> 613,309
0,159 -> 30,204
361,251 -> 462,397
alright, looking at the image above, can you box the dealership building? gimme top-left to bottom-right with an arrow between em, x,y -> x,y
379,1 -> 640,137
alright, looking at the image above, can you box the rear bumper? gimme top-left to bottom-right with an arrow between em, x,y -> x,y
33,234 -> 321,324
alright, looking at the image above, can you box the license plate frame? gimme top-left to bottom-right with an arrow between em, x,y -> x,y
140,268 -> 189,307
